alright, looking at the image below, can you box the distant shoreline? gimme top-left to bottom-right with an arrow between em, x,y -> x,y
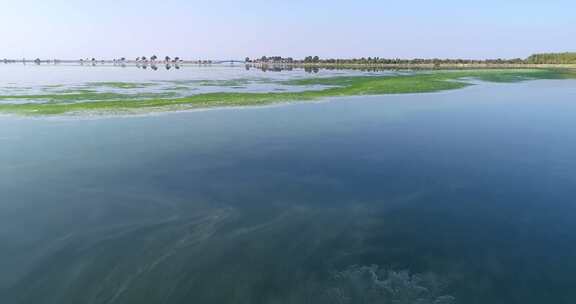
248,62 -> 576,70
4,52 -> 576,69
2,60 -> 576,70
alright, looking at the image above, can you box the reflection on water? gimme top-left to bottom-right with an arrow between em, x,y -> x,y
2,60 -> 412,74
134,63 -> 181,71
1,68 -> 576,303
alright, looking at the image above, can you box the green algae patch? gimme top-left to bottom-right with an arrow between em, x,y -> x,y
166,78 -> 272,87
85,82 -> 156,89
1,69 -> 574,116
0,91 -> 179,103
165,86 -> 195,91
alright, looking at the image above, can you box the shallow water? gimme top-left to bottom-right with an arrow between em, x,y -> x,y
0,64 -> 399,103
1,66 -> 576,304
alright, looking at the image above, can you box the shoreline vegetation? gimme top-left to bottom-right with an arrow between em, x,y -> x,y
2,52 -> 576,68
246,52 -> 576,70
0,69 -> 575,116
253,63 -> 576,69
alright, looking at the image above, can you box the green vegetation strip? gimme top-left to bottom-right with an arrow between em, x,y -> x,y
0,69 -> 573,116
0,91 -> 178,103
85,82 -> 156,89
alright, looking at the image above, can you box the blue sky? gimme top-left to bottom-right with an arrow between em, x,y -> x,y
1,0 -> 574,60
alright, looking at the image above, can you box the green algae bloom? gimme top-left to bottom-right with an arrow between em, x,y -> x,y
0,69 -> 573,116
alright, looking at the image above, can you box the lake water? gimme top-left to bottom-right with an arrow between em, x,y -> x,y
0,64 -> 401,104
1,65 -> 576,304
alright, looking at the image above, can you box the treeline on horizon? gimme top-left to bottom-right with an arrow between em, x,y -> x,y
246,52 -> 576,65
3,52 -> 576,65
525,52 -> 576,64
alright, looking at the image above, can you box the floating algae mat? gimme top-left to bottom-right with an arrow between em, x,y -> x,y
0,65 -> 574,115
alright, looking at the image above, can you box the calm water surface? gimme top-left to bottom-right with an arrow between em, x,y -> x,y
1,66 -> 576,304
0,64 -> 399,102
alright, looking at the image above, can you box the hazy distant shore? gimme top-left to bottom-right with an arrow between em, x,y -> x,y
249,62 -> 576,70
2,60 -> 576,70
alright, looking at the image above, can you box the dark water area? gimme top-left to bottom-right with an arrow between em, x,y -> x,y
1,79 -> 576,303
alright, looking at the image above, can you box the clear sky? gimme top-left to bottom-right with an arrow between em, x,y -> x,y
1,0 -> 574,60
